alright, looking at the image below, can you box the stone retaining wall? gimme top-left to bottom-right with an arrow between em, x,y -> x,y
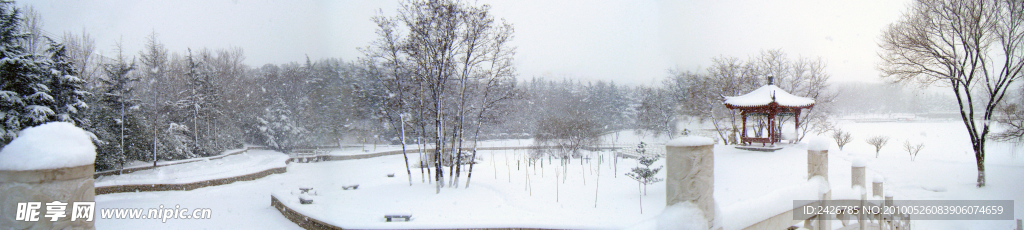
95,167 -> 286,195
271,194 -> 560,230
271,195 -> 344,230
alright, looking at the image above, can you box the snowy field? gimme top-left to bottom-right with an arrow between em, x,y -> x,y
95,121 -> 1023,229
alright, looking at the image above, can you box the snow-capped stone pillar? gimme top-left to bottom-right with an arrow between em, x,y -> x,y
665,136 -> 716,228
872,175 -> 884,198
807,148 -> 827,180
851,159 -> 866,190
0,122 -> 96,229
807,138 -> 830,230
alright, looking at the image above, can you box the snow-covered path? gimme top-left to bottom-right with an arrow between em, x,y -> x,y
95,149 -> 288,186
96,172 -> 302,229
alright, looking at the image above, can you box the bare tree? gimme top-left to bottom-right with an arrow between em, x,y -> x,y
62,30 -> 97,86
879,0 -> 1024,186
832,129 -> 852,151
994,102 -> 1024,142
364,11 -> 413,186
365,0 -> 518,193
634,86 -> 678,139
993,86 -> 1024,142
19,6 -> 44,55
755,50 -> 837,142
866,136 -> 890,158
535,110 -> 601,160
903,140 -> 924,161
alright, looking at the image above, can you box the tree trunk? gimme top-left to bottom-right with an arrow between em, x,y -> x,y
465,121 -> 482,188
448,119 -> 458,186
399,117 -> 412,186
637,181 -> 643,214
975,143 -> 986,187
435,94 -> 444,193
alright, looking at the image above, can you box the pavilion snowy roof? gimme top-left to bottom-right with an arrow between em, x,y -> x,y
724,84 -> 815,108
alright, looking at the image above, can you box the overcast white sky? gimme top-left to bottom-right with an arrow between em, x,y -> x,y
23,0 -> 910,85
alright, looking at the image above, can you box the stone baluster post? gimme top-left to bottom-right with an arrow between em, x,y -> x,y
872,180 -> 883,198
0,122 -> 96,229
852,166 -> 866,190
885,194 -> 895,229
666,137 -> 716,229
851,160 -> 867,230
807,141 -> 830,230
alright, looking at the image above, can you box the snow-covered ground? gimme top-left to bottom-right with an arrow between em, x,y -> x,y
272,149 -> 662,229
830,121 -> 1024,229
95,121 -> 1024,229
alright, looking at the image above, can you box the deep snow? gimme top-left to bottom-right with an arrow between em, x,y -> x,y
94,120 -> 1024,229
0,122 -> 95,170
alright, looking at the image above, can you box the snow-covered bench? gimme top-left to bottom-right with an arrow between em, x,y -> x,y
291,149 -> 329,163
384,213 -> 412,222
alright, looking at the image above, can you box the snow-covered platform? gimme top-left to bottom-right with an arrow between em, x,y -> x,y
733,145 -> 784,152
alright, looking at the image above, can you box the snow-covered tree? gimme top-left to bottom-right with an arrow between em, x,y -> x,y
362,0 -> 519,192
0,2 -> 89,146
161,122 -> 194,159
165,49 -> 228,156
92,48 -> 152,171
45,44 -> 89,126
0,1 -> 51,143
257,98 -> 308,153
625,142 -> 664,196
878,0 -> 1024,187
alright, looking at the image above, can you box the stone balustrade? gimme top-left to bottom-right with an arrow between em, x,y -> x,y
665,136 -> 716,229
0,122 -> 96,229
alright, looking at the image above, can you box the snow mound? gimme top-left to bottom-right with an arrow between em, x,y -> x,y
807,137 -> 830,151
0,122 -> 96,170
666,136 -> 714,147
872,174 -> 884,183
851,158 -> 867,167
656,202 -> 708,230
809,176 -> 831,195
721,178 -> 825,230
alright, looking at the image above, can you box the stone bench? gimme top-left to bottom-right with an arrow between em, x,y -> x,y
384,214 -> 412,222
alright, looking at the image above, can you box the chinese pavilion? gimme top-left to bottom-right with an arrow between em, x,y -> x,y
724,78 -> 815,146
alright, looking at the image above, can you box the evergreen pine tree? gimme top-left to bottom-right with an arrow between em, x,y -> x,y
0,1 -> 54,144
93,51 -> 151,171
257,98 -> 307,153
45,44 -> 89,125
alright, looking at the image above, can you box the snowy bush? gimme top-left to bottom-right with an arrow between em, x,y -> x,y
831,129 -> 852,150
866,135 -> 889,158
903,140 -> 924,161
